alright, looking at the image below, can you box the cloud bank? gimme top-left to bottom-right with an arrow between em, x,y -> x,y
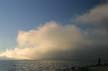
0,22 -> 83,59
0,4 -> 108,60
76,4 -> 108,45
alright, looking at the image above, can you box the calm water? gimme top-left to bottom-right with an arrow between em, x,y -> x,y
0,60 -> 97,71
0,60 -> 78,71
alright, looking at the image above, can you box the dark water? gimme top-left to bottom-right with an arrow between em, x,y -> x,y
0,60 -> 99,71
0,60 -> 79,71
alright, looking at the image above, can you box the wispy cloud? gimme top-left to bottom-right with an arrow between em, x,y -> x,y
76,4 -> 108,28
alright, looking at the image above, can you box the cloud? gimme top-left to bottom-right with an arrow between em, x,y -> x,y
0,21 -> 83,60
77,4 -> 108,45
75,4 -> 108,60
0,4 -> 108,60
73,4 -> 108,46
76,5 -> 108,25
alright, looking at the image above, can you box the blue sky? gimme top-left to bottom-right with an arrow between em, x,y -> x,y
0,0 -> 100,50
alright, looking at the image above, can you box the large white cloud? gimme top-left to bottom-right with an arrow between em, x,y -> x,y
0,21 -> 83,59
0,4 -> 108,60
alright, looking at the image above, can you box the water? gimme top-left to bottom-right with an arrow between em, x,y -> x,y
0,60 -> 77,71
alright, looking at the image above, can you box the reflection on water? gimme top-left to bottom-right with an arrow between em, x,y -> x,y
0,60 -> 76,71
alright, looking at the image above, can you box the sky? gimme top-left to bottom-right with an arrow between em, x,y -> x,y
0,0 -> 100,50
0,0 -> 108,61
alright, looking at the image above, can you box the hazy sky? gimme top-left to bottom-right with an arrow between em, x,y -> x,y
0,0 -> 100,50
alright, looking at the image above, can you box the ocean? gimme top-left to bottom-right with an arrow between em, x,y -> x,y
0,60 -> 79,71
0,60 -> 102,71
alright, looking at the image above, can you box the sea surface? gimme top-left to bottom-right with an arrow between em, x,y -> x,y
0,60 -> 96,71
